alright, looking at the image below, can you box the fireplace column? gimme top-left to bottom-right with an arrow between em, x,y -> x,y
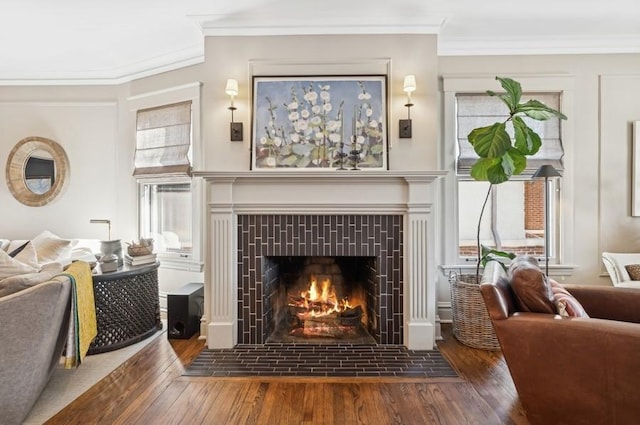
205,177 -> 237,348
404,176 -> 437,350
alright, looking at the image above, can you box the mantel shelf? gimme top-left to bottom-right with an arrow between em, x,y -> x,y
192,170 -> 448,184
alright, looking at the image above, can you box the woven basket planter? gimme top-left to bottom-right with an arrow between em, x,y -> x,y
449,273 -> 501,351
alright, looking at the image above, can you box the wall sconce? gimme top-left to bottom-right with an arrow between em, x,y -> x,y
225,78 -> 243,142
399,75 -> 416,139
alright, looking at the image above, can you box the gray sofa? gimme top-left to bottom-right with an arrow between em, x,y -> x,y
0,276 -> 71,425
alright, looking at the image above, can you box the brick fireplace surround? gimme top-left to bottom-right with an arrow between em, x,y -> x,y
193,170 -> 445,350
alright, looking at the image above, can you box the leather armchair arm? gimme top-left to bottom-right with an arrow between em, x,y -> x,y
493,313 -> 640,425
563,284 -> 640,323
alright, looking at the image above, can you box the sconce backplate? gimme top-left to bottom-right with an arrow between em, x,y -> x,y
399,119 -> 412,139
230,122 -> 243,142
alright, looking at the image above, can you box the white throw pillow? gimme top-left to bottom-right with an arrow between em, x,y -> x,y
32,231 -> 73,265
7,239 -> 29,253
13,241 -> 39,269
0,249 -> 38,279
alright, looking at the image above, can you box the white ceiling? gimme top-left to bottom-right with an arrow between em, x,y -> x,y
1,0 -> 639,85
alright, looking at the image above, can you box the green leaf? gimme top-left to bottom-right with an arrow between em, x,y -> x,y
486,160 -> 511,184
472,149 -> 527,185
480,245 -> 516,270
512,117 -> 541,155
468,122 -> 511,158
487,77 -> 522,112
505,148 -> 527,175
524,126 -> 541,155
474,151 -> 522,184
515,100 -> 567,121
470,157 -> 500,181
499,151 -> 516,177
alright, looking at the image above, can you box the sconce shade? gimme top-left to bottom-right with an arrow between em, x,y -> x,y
225,79 -> 239,96
532,164 -> 562,179
403,75 -> 416,93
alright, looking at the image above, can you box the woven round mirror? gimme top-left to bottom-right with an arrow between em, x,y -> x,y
5,136 -> 70,207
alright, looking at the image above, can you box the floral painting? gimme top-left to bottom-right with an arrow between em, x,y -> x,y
251,76 -> 387,170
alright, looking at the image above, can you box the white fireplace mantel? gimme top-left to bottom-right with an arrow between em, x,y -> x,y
193,170 -> 447,350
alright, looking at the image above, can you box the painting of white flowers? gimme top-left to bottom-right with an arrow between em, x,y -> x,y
251,76 -> 388,170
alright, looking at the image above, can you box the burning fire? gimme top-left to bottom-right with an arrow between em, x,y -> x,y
290,276 -> 352,319
287,275 -> 364,338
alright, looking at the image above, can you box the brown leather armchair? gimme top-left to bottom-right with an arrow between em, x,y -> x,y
481,278 -> 640,425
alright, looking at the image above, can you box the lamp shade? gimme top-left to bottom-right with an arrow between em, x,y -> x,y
403,75 -> 416,93
532,164 -> 562,179
225,79 -> 238,96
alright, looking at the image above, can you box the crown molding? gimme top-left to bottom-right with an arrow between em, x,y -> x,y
439,34 -> 640,56
0,45 -> 204,86
0,31 -> 637,86
193,14 -> 447,36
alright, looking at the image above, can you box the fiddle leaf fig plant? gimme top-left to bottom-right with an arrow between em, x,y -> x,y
469,76 -> 567,279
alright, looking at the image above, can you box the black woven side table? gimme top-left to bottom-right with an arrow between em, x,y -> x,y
88,262 -> 162,355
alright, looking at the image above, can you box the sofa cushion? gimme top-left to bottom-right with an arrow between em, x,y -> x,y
550,280 -> 590,318
0,263 -> 64,297
508,255 -> 556,314
0,249 -> 38,280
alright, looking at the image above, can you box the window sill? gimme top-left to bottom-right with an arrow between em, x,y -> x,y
157,253 -> 203,272
439,263 -> 578,278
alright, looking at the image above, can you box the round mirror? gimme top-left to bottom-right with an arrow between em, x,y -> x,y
5,136 -> 69,207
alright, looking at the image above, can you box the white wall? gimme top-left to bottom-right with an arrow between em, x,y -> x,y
200,34 -> 439,171
0,86 -> 122,241
600,75 -> 640,254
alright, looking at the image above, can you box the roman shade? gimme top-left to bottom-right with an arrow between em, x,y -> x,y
456,93 -> 563,177
134,100 -> 192,177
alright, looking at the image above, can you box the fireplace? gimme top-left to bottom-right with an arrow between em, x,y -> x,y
265,256 -> 376,344
195,170 -> 445,350
237,214 -> 402,344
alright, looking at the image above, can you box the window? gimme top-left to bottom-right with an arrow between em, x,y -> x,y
139,180 -> 192,255
455,91 -> 563,262
129,82 -> 203,272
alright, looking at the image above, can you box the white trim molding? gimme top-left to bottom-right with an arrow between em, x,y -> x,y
194,170 -> 446,350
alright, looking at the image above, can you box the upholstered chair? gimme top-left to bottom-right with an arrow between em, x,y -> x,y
481,263 -> 640,425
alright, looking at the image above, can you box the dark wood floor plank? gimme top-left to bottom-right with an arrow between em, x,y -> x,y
44,326 -> 529,425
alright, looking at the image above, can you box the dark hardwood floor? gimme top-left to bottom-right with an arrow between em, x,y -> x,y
45,326 -> 528,425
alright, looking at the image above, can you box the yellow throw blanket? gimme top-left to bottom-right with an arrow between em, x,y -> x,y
60,261 -> 97,368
